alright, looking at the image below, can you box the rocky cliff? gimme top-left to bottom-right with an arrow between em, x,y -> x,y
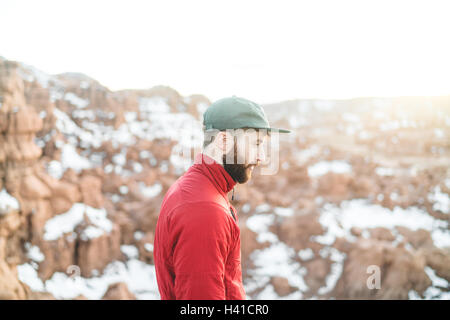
0,56 -> 449,300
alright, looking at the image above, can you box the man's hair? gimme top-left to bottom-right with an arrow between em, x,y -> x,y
202,126 -> 270,149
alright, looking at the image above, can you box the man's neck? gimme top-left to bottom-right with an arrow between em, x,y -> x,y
202,146 -> 224,165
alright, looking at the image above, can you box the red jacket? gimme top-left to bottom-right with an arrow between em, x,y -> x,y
154,153 -> 246,300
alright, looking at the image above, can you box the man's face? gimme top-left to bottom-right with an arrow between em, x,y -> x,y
222,129 -> 267,184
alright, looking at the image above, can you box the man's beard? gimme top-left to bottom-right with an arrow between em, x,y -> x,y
222,143 -> 254,184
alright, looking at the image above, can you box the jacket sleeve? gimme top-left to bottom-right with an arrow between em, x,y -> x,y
171,202 -> 234,300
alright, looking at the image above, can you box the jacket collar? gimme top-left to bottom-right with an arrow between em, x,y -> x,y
193,153 -> 237,195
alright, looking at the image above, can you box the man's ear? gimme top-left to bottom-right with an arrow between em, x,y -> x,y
214,131 -> 234,155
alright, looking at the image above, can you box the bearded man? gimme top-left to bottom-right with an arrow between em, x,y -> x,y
154,96 -> 290,300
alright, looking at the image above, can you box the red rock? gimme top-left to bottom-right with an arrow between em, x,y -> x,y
270,276 -> 297,297
79,175 -> 104,208
19,174 -> 52,199
51,180 -> 81,204
304,258 -> 331,292
395,226 -> 433,249
76,223 -> 122,277
50,196 -> 73,216
278,212 -> 324,251
102,282 -> 136,300
8,106 -> 43,134
37,236 -> 78,281
29,200 -> 53,242
369,227 -> 396,242
423,247 -> 450,281
136,232 -> 154,264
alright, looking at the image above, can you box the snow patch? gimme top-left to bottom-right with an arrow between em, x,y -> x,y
64,92 -> 89,109
0,188 -> 20,215
44,203 -> 112,241
308,160 -> 352,177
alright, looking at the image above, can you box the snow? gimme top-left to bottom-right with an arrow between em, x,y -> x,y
119,185 -> 129,195
294,145 -> 320,165
241,203 -> 251,213
24,242 -> 45,263
43,205 -> 83,241
132,162 -> 143,173
434,128 -> 445,139
249,241 -> 309,296
409,267 -> 450,300
112,151 -> 126,166
379,120 -> 400,131
317,247 -> 346,295
80,226 -> 106,241
138,97 -> 170,114
196,102 -> 209,115
0,188 -> 20,215
342,113 -> 360,123
375,167 -> 395,176
425,266 -> 448,288
313,100 -> 335,111
246,198 -> 449,299
56,95 -> 203,162
254,203 -> 271,213
84,206 -> 112,233
298,248 -> 314,261
49,88 -> 64,102
80,81 -> 90,89
64,92 -> 89,109
246,214 -> 277,243
145,112 -> 203,148
134,231 -> 144,241
311,199 -> 450,249
139,182 -> 162,198
72,109 -> 95,121
121,245 -> 139,259
60,143 -> 92,173
245,211 -> 309,299
290,116 -> 308,129
111,194 -> 122,203
18,62 -> 55,88
124,112 -> 137,122
274,207 -> 294,217
18,259 -> 160,300
50,96 -> 203,181
54,107 -> 101,149
428,186 -> 450,214
139,150 -> 152,159
358,131 -> 371,140
46,160 -> 64,180
307,160 -> 352,177
17,263 -> 45,292
44,203 -> 112,241
104,164 -> 113,174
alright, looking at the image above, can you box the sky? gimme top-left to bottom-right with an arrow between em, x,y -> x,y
0,0 -> 449,104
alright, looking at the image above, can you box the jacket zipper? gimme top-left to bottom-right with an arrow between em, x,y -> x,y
230,207 -> 236,222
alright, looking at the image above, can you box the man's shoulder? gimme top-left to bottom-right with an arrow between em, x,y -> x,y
173,200 -> 228,215
163,169 -> 227,210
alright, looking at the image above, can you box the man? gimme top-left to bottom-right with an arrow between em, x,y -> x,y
153,96 -> 290,300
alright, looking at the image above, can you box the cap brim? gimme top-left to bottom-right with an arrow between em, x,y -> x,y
204,126 -> 292,133
267,127 -> 291,133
